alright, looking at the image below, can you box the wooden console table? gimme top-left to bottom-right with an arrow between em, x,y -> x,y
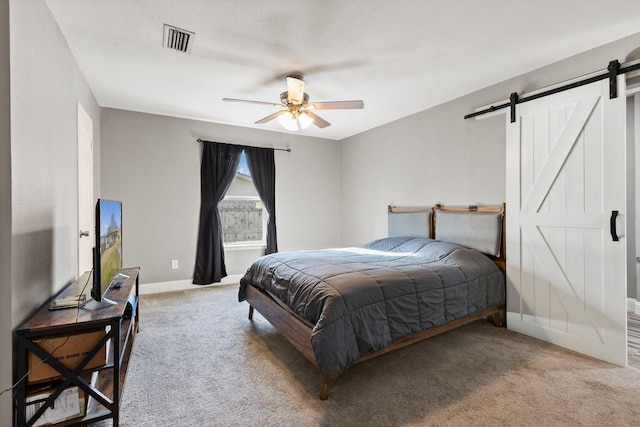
14,267 -> 140,427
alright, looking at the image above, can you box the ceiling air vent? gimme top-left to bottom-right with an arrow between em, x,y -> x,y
163,24 -> 194,54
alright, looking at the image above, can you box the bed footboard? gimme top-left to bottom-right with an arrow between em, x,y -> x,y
245,285 -> 317,365
246,285 -> 333,399
246,283 -> 505,400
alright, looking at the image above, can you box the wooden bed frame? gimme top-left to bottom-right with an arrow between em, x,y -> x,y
245,204 -> 506,400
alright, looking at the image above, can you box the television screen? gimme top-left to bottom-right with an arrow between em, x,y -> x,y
92,199 -> 123,302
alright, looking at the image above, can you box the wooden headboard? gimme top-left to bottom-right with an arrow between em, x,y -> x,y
386,203 -> 506,273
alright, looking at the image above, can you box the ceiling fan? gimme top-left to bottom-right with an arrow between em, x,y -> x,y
222,74 -> 364,131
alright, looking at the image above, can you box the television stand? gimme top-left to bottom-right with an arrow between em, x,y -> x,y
15,267 -> 140,427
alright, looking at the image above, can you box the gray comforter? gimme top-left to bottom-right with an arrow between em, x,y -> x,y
239,236 -> 504,382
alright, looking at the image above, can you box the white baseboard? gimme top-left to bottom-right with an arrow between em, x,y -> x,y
140,274 -> 243,295
627,298 -> 640,315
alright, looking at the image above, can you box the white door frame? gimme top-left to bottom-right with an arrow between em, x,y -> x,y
633,92 -> 640,313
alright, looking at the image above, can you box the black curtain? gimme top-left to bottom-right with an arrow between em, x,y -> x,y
244,146 -> 278,254
193,142 -> 243,284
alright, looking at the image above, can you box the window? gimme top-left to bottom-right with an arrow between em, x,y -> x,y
219,151 -> 267,247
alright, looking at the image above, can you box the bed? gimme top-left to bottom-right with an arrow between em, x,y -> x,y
238,204 -> 506,399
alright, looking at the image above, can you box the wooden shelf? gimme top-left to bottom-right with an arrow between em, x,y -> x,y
15,267 -> 140,427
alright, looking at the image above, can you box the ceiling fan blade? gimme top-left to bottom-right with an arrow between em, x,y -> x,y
306,100 -> 364,110
222,98 -> 283,108
286,75 -> 305,105
305,111 -> 331,128
255,110 -> 287,124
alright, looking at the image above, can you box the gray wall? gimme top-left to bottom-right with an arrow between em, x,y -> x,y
10,0 -> 101,324
6,3 -> 101,421
100,108 -> 341,284
340,31 -> 640,299
340,97 -> 504,246
0,0 -> 11,422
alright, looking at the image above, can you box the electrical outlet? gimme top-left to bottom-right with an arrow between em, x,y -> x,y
171,259 -> 179,270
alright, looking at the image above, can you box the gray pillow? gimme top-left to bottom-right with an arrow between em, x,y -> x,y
388,210 -> 431,238
435,210 -> 503,257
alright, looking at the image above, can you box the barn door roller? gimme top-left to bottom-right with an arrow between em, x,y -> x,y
608,60 -> 620,99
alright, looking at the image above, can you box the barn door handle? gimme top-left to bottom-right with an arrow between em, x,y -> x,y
610,211 -> 619,241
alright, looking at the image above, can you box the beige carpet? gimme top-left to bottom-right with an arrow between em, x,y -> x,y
93,285 -> 640,426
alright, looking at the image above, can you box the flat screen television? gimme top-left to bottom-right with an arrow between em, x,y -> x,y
92,199 -> 123,302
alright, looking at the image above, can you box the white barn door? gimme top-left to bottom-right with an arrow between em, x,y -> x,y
506,78 -> 627,366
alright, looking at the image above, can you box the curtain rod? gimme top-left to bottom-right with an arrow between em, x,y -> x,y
464,59 -> 640,122
196,138 -> 291,152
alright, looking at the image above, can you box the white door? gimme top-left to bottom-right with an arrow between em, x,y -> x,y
78,102 -> 94,275
506,78 -> 627,366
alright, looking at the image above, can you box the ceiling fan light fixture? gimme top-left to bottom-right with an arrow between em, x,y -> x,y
277,111 -> 299,131
298,111 -> 313,129
223,73 -> 364,130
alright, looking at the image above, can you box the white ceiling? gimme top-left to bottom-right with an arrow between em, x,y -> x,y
45,0 -> 640,140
